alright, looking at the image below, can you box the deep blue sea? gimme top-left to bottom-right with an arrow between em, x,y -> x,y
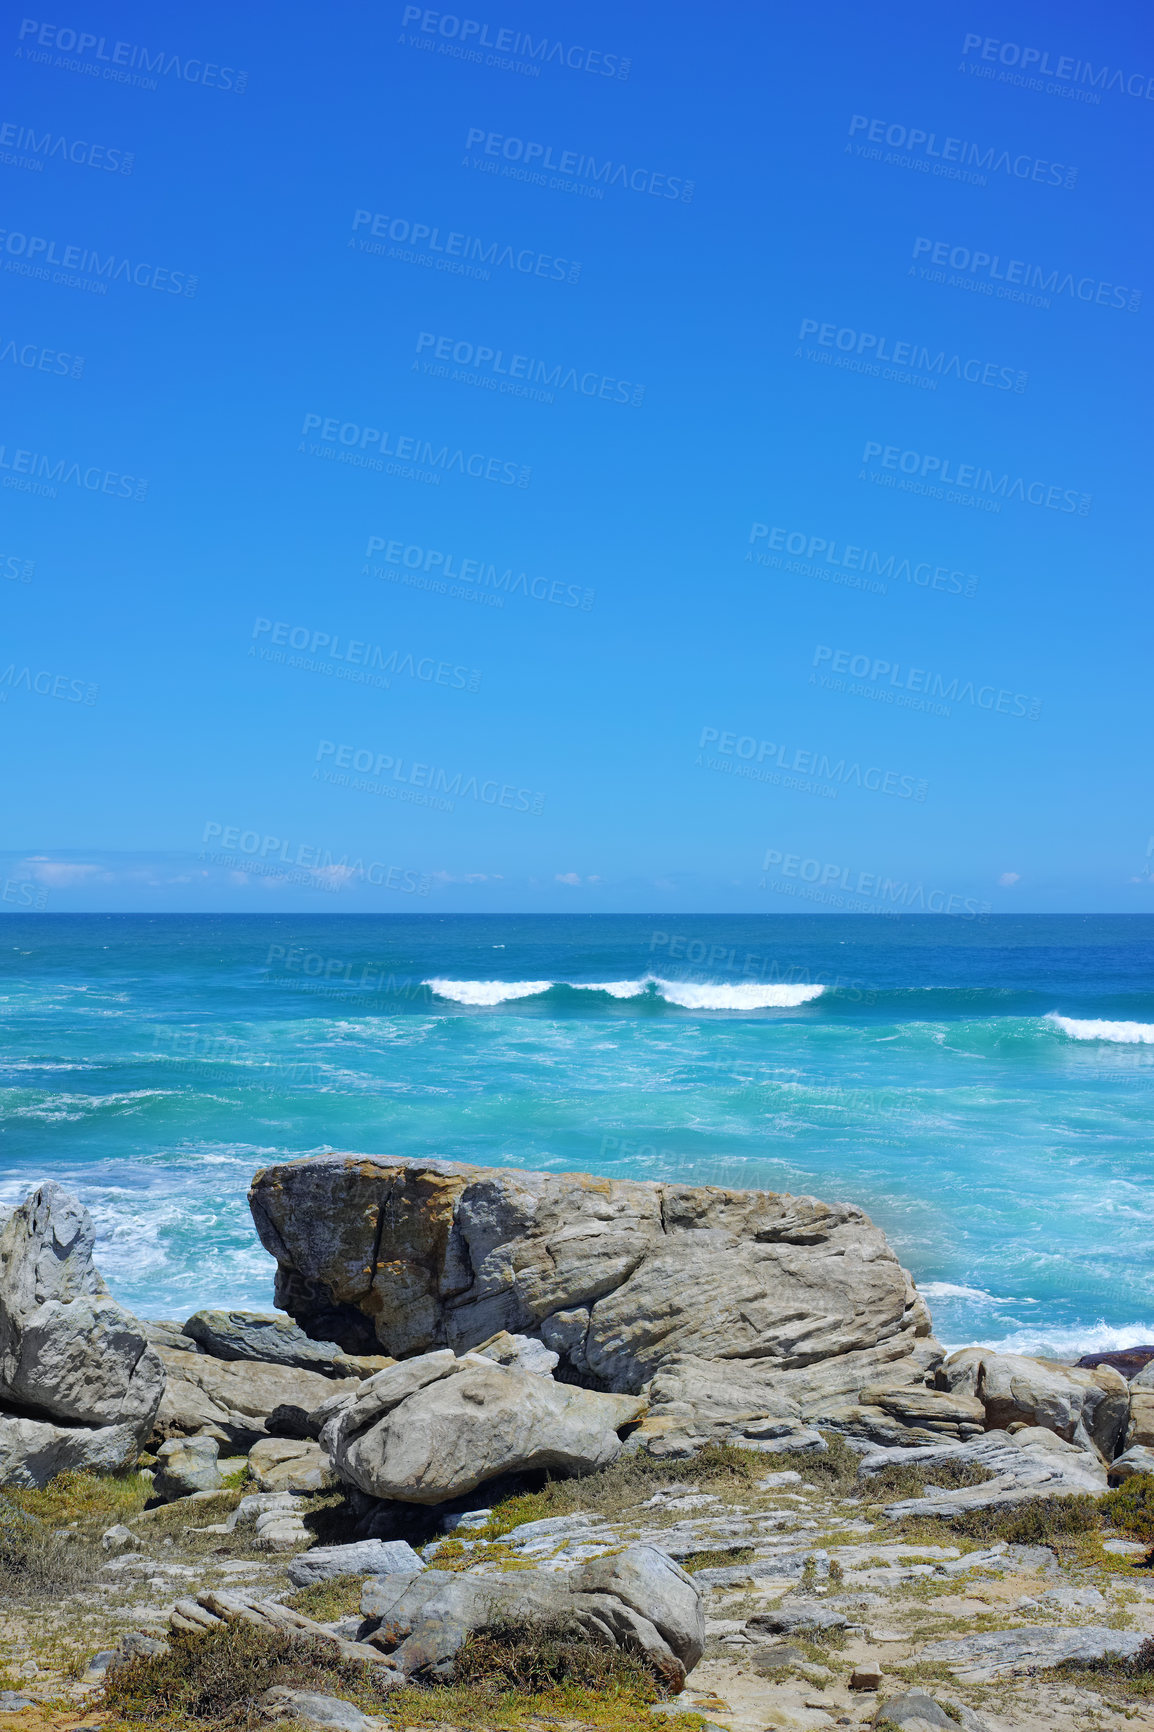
2,913 -> 1153,1356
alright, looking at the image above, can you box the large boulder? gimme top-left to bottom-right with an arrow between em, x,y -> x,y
321,1349 -> 645,1504
357,1542 -> 703,1687
939,1349 -> 1129,1458
0,1184 -> 163,1484
249,1155 -> 934,1396
182,1309 -> 391,1379
154,1348 -> 360,1449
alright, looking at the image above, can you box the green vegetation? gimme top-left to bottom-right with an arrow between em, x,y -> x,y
453,1614 -> 669,1695
103,1623 -> 395,1726
863,1457 -> 995,1503
788,1430 -> 860,1492
1057,1633 -> 1154,1701
283,1572 -> 366,1622
680,1545 -> 756,1572
948,1492 -> 1101,1546
1101,1473 -> 1154,1543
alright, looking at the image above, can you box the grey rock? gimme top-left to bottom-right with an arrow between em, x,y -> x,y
286,1538 -> 425,1587
0,1410 -> 148,1487
1108,1444 -> 1154,1482
357,1542 -> 702,1688
940,1348 -> 1129,1458
746,1602 -> 848,1635
256,1687 -> 379,1730
1039,1584 -> 1105,1609
323,1350 -> 645,1504
249,1157 -> 933,1397
874,1690 -> 959,1729
1124,1390 -> 1154,1449
153,1434 -> 222,1499
473,1328 -> 559,1377
0,1691 -> 38,1710
248,1436 -> 335,1493
0,1183 -> 163,1442
919,1624 -> 1146,1681
102,1523 -> 136,1550
142,1320 -> 202,1354
184,1308 -> 391,1380
154,1347 -> 360,1449
862,1430 -> 1106,1519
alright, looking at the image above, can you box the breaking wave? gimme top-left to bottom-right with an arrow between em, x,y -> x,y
423,976 -> 827,1010
1046,1015 -> 1154,1044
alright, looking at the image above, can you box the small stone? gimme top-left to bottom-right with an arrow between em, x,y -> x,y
850,1662 -> 882,1691
152,1433 -> 222,1499
0,1690 -> 38,1710
256,1687 -> 377,1729
102,1523 -> 135,1550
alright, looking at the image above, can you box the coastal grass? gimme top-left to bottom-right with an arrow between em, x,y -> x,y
1054,1632 -> 1154,1702
861,1457 -> 995,1504
3,1468 -> 152,1531
1101,1473 -> 1154,1543
282,1572 -> 365,1622
480,1440 -> 766,1536
102,1623 -> 398,1726
0,1494 -> 107,1602
681,1544 -> 756,1572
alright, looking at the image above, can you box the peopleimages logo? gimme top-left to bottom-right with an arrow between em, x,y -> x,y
299,414 -> 531,488
696,727 -> 928,802
351,209 -> 581,285
0,440 -> 147,501
464,128 -> 694,201
15,19 -> 247,91
0,227 -> 197,295
415,332 -> 644,406
0,119 -> 134,173
797,317 -> 1026,391
811,645 -> 1042,719
960,33 -> 1154,102
910,238 -> 1141,313
400,8 -> 630,79
847,114 -> 1077,188
747,525 -> 979,596
860,440 -> 1091,515
364,537 -> 595,611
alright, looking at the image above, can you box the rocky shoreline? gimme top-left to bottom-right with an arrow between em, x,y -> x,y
3,1158 -> 1154,1732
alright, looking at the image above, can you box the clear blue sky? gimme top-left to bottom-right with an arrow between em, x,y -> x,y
2,0 -> 1150,913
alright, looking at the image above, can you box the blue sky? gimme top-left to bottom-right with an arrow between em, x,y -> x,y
2,0 -> 1151,913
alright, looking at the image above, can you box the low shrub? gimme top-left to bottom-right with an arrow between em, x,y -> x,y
102,1622 -> 394,1726
1058,1634 -> 1154,1699
948,1493 -> 1101,1545
864,1457 -> 995,1502
482,1440 -> 765,1536
1102,1474 -> 1154,1542
453,1616 -> 667,1697
0,1497 -> 104,1600
681,1545 -> 756,1572
788,1431 -> 860,1492
283,1572 -> 365,1623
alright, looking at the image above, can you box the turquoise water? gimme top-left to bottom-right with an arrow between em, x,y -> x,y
2,913 -> 1153,1354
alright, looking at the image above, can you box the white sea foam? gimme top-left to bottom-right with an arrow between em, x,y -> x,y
652,978 -> 825,1010
1047,1014 -> 1154,1044
946,1320 -> 1154,1358
424,976 -> 826,1010
919,1281 -> 1034,1305
425,978 -> 553,1005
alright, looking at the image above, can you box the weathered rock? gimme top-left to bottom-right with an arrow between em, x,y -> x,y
286,1538 -> 425,1587
256,1688 -> 379,1730
102,1523 -> 135,1550
183,1308 -> 391,1380
153,1434 -> 222,1499
1079,1346 -> 1154,1380
154,1347 -> 360,1448
322,1349 -> 645,1504
473,1329 -> 559,1376
0,1412 -> 148,1487
249,1156 -> 933,1397
875,1689 -> 959,1729
357,1542 -> 702,1687
918,1624 -> 1146,1681
0,1183 -> 163,1441
248,1436 -> 335,1493
1107,1444 -> 1154,1482
861,1430 -> 1107,1519
939,1348 -> 1128,1458
1125,1389 -> 1154,1449
1131,1360 -> 1154,1390
170,1588 -> 400,1673
142,1320 -> 202,1354
746,1603 -> 848,1636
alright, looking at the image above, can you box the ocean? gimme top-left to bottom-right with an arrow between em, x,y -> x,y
2,913 -> 1153,1358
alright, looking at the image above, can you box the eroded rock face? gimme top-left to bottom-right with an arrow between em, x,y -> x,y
0,1184 -> 163,1477
154,1348 -> 360,1449
357,1543 -> 703,1686
249,1155 -> 932,1395
938,1349 -> 1129,1459
321,1349 -> 646,1504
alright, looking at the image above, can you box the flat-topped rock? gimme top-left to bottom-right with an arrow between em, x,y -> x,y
249,1154 -> 934,1397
